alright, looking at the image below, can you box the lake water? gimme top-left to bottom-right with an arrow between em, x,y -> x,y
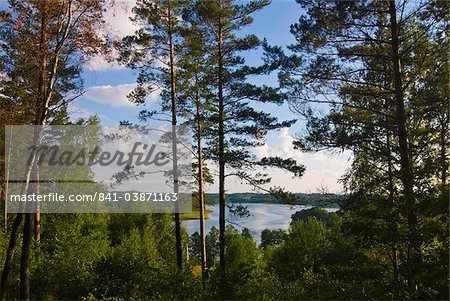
182,203 -> 338,243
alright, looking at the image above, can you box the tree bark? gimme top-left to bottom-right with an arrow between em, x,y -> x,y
439,117 -> 448,190
35,169 -> 41,250
0,214 -> 23,301
216,0 -> 226,279
4,126 -> 13,233
1,128 -> 41,301
167,0 -> 183,270
195,85 -> 207,288
19,1 -> 49,298
33,0 -> 50,251
1,188 -> 5,233
386,121 -> 399,298
388,0 -> 421,294
19,213 -> 32,301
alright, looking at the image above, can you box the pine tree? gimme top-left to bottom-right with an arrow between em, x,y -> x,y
269,0 -> 448,297
190,0 -> 305,286
118,0 -> 186,269
0,1 -> 107,299
177,7 -> 214,286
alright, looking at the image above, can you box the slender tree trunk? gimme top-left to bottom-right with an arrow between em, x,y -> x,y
19,2 -> 48,299
1,129 -> 41,301
4,126 -> 13,233
167,0 -> 183,270
3,1 -> 79,299
34,0 -> 49,251
216,0 -> 226,280
195,86 -> 207,288
35,169 -> 41,252
1,188 -> 4,233
35,206 -> 40,245
386,122 -> 399,298
439,117 -> 448,190
388,0 -> 420,294
0,213 -> 23,301
19,213 -> 32,301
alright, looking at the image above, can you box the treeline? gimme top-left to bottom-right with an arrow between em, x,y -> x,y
0,206 -> 446,300
206,193 -> 343,207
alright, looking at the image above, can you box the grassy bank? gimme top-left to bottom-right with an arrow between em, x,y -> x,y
180,209 -> 213,220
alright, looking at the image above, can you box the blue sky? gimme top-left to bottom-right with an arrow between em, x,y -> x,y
76,0 -> 301,124
2,0 -> 352,193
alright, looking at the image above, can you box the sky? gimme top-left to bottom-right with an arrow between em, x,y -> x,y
2,0 -> 352,194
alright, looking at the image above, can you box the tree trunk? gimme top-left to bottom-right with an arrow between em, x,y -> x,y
33,0 -> 49,252
19,213 -> 32,301
1,129 -> 41,301
0,213 -> 23,301
35,169 -> 41,252
19,1 -> 48,298
1,188 -> 5,233
216,0 -> 226,279
167,0 -> 183,270
388,0 -> 421,294
195,86 -> 207,288
386,122 -> 399,298
35,206 -> 40,245
439,117 -> 448,190
4,126 -> 13,233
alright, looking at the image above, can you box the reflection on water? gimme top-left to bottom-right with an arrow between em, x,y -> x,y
182,203 -> 339,243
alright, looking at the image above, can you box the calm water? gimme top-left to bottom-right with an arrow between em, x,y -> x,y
182,203 -> 338,243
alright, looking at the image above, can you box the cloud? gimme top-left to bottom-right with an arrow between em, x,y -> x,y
82,83 -> 155,107
104,1 -> 138,37
255,128 -> 303,162
68,105 -> 94,120
307,151 -> 351,171
84,1 -> 138,71
296,150 -> 351,193
84,55 -> 124,71
250,129 -> 352,193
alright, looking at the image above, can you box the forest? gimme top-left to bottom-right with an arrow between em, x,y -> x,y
0,0 -> 448,300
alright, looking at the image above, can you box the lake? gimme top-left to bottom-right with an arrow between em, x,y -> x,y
182,203 -> 339,243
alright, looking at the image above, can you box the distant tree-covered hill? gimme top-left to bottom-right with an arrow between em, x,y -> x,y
205,193 -> 343,207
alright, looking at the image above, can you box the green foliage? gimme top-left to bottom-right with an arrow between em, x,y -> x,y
221,227 -> 265,299
260,228 -> 287,249
30,214 -> 109,300
291,206 -> 336,227
0,205 -> 447,300
205,226 -> 220,268
270,219 -> 329,282
262,0 -> 449,298
189,226 -> 219,268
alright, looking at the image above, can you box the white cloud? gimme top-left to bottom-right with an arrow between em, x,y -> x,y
82,83 -> 148,107
84,1 -> 138,71
249,129 -> 352,193
84,55 -> 124,71
68,105 -> 94,120
68,104 -> 118,125
103,1 -> 138,37
307,151 -> 351,170
255,128 -> 303,162
297,150 -> 351,193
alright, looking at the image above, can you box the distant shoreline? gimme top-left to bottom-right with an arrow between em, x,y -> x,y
183,193 -> 342,221
204,192 -> 342,208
